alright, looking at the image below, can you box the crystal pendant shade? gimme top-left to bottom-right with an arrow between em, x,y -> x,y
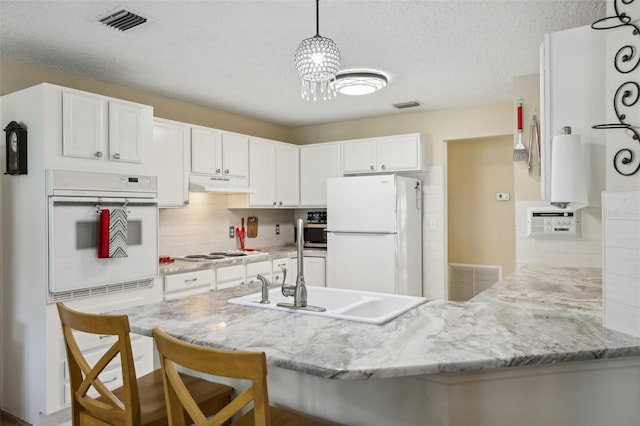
294,0 -> 341,101
295,35 -> 341,101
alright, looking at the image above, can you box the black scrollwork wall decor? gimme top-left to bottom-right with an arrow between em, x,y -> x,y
591,0 -> 639,176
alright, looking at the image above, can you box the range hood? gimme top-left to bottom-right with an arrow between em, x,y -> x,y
189,174 -> 254,194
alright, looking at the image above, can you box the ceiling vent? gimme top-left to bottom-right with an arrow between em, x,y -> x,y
98,7 -> 148,31
393,101 -> 421,109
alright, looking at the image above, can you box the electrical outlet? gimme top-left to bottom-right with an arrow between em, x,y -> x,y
229,226 -> 235,238
496,192 -> 510,201
275,224 -> 280,235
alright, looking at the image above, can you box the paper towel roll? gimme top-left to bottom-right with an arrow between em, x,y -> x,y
550,128 -> 587,208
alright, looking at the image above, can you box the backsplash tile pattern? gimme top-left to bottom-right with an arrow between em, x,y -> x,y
159,192 -> 295,256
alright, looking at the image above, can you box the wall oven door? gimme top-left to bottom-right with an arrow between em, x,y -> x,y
48,196 -> 158,294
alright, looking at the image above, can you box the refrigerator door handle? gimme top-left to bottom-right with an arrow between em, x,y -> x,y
327,231 -> 398,236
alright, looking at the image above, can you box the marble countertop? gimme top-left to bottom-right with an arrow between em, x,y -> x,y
159,245 -> 326,275
117,264 -> 640,380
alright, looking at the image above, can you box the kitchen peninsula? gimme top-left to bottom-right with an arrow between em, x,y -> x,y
117,264 -> 640,426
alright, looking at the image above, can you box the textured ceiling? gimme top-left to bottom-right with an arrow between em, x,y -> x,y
0,0 -> 606,127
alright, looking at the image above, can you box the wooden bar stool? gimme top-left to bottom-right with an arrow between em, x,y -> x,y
153,327 -> 340,426
57,302 -> 234,426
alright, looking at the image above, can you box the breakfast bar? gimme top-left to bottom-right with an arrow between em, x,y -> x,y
117,264 -> 640,425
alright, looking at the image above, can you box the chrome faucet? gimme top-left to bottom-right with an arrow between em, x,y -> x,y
278,218 -> 325,312
257,274 -> 270,304
281,218 -> 308,307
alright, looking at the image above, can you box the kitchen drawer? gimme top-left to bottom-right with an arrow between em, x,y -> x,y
216,264 -> 245,289
272,258 -> 290,285
246,260 -> 271,284
165,269 -> 213,295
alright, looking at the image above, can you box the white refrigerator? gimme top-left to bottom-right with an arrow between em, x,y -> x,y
326,174 -> 423,296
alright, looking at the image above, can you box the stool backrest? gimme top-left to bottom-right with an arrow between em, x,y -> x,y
153,328 -> 271,426
57,302 -> 140,426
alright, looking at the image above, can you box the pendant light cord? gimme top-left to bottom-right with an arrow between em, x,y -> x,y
315,0 -> 320,36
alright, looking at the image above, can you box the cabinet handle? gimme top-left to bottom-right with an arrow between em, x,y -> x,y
279,201 -> 283,206
184,278 -> 198,285
113,153 -> 121,160
96,151 -> 103,158
273,201 -> 277,206
99,334 -> 111,340
370,165 -> 375,170
381,164 -> 386,170
224,169 -> 229,174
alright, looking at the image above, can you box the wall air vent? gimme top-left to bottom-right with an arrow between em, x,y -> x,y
393,100 -> 421,109
98,7 -> 148,31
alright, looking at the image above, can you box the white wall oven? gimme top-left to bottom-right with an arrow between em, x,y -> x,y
47,170 -> 158,301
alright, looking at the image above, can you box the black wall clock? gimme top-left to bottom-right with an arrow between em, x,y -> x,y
4,121 -> 27,175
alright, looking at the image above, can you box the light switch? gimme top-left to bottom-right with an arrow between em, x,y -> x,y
496,192 -> 510,201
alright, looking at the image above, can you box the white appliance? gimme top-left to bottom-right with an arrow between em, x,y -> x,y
47,169 -> 159,299
326,174 -> 423,296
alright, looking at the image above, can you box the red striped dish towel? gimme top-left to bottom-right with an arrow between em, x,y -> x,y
97,208 -> 129,259
97,209 -> 110,258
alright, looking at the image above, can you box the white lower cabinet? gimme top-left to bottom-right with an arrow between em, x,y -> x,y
272,258 -> 291,286
49,286 -> 159,415
286,256 -> 326,287
245,260 -> 271,285
215,264 -> 246,289
164,269 -> 213,299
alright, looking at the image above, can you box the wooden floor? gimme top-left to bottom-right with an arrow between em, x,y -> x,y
1,410 -> 30,426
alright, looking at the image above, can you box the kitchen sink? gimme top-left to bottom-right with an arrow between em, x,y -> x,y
228,286 -> 427,325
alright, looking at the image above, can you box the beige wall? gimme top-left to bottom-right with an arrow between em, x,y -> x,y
292,102 -> 513,166
0,57 -> 293,142
447,136 -> 515,276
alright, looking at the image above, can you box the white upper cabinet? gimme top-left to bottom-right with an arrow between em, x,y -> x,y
191,126 -> 249,178
249,137 -> 299,207
152,118 -> 190,208
62,90 -> 150,164
342,133 -> 427,174
300,142 -> 341,207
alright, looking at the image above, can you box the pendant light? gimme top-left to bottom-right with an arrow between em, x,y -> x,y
295,0 -> 341,101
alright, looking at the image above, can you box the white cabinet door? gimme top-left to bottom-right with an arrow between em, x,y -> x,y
249,137 -> 278,207
152,119 -> 190,207
303,256 -> 326,287
222,132 -> 249,178
300,143 -> 341,206
276,143 -> 299,207
343,139 -> 377,173
191,126 -> 222,175
378,134 -> 420,171
191,128 -> 249,178
62,90 -> 149,164
62,91 -> 107,160
249,138 -> 298,208
342,134 -> 426,174
108,99 -> 145,163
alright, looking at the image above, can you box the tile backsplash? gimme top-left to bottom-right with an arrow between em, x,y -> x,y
159,192 -> 295,256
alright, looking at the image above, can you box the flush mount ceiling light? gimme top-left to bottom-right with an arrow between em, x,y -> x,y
335,71 -> 388,96
295,0 -> 341,101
